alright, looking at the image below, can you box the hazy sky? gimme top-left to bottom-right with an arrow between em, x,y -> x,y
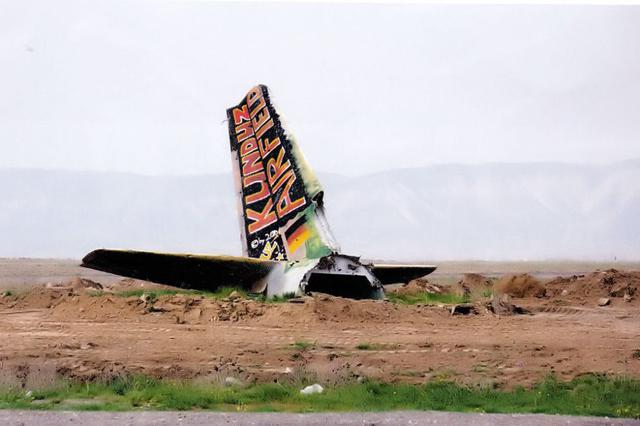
1,2 -> 639,176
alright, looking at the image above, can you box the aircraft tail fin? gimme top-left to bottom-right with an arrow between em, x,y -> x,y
226,85 -> 339,261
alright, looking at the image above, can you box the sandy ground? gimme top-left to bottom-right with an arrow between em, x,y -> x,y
0,259 -> 639,389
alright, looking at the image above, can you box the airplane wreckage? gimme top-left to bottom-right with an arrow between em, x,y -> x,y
82,85 -> 436,299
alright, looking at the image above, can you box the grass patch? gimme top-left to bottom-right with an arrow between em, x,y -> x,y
291,341 -> 315,350
387,292 -> 470,305
355,343 -> 399,351
472,363 -> 490,373
95,287 -> 295,304
0,375 -> 638,417
89,289 -> 208,299
113,287 -> 245,300
231,292 -> 297,303
90,287 -> 266,301
356,343 -> 373,350
270,292 -> 297,302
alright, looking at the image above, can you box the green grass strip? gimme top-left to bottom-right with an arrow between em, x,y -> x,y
89,287 -> 295,303
0,375 -> 638,418
386,292 -> 470,305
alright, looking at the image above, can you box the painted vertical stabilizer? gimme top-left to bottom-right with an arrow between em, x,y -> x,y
226,85 -> 339,261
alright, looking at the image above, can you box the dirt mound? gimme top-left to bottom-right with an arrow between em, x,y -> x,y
308,294 -> 403,322
154,295 -> 266,323
50,293 -> 146,320
545,269 -> 639,304
107,278 -> 174,292
43,292 -> 410,325
0,277 -> 108,310
452,273 -> 493,298
387,278 -> 446,296
258,294 -> 413,324
49,292 -> 267,324
0,286 -> 69,309
493,274 -> 545,298
486,294 -> 528,316
65,277 -> 103,291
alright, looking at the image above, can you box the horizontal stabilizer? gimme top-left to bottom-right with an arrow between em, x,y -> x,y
370,264 -> 437,285
82,249 -> 277,292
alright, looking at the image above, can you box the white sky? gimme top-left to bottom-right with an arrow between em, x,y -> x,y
1,2 -> 639,176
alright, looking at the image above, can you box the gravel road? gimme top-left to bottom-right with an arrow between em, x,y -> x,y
0,410 -> 637,425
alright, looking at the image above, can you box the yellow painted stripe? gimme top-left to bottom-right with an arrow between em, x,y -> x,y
287,228 -> 311,253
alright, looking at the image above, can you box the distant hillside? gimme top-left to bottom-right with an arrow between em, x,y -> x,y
1,162 -> 638,260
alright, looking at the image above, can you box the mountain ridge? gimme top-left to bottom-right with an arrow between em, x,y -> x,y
1,163 -> 638,260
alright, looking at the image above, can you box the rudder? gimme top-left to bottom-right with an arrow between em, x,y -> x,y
226,85 -> 338,261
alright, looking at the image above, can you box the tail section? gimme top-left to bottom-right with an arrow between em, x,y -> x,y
227,85 -> 339,261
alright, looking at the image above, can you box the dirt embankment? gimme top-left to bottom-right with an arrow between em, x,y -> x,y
397,269 -> 640,306
1,279 -> 421,327
4,269 -> 638,327
544,269 -> 639,304
1,270 -> 640,388
453,273 -> 494,298
494,274 -> 546,299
